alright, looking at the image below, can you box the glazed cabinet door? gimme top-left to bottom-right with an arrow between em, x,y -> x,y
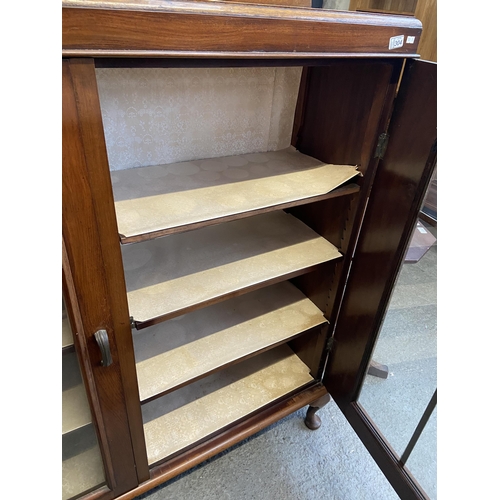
62,261 -> 107,499
322,59 -> 437,499
62,58 -> 150,499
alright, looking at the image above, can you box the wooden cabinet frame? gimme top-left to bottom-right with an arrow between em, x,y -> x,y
62,2 -> 436,499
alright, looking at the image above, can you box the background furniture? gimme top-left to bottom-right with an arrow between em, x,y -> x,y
62,2 -> 436,499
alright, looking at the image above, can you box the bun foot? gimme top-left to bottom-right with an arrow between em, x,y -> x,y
304,393 -> 331,431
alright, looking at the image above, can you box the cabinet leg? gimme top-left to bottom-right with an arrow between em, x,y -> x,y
304,393 -> 331,430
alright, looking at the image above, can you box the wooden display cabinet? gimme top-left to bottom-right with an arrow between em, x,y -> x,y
62,2 -> 436,499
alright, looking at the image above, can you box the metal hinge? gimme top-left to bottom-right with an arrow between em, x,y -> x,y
130,316 -> 136,328
374,132 -> 389,159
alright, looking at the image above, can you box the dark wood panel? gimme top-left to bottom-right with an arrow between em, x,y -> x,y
287,194 -> 358,248
290,260 -> 337,314
63,241 -> 114,498
322,64 -> 437,500
62,58 -> 150,487
62,1 -> 421,57
323,59 -> 437,404
288,325 -> 329,380
296,59 -> 403,335
350,0 -> 418,15
295,60 -> 397,172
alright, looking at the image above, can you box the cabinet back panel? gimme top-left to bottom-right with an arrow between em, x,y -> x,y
95,67 -> 302,170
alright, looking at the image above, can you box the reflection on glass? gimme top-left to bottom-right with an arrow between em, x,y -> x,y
405,407 -> 437,500
358,220 -> 437,487
62,299 -> 106,500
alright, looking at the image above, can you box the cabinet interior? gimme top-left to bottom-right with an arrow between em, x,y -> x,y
91,60 -> 390,466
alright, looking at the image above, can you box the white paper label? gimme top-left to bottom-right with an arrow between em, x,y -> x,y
407,36 -> 416,44
389,35 -> 405,50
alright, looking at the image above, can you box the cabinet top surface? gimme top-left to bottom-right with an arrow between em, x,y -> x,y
62,0 -> 422,59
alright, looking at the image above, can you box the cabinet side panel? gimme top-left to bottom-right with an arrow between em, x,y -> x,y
295,60 -> 395,173
62,58 -> 149,486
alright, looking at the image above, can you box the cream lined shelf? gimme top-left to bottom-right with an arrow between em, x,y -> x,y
62,352 -> 93,435
62,445 -> 105,500
111,147 -> 359,243
133,281 -> 326,403
122,210 -> 341,328
141,344 -> 313,466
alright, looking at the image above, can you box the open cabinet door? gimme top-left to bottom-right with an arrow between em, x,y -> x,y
62,58 -> 150,498
322,59 -> 437,500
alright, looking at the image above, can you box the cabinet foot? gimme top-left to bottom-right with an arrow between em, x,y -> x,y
304,393 -> 331,430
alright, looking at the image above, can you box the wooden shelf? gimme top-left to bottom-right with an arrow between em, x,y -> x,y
122,210 -> 341,328
62,425 -> 105,500
111,147 -> 359,243
141,344 -> 313,465
133,281 -> 326,403
62,352 -> 93,435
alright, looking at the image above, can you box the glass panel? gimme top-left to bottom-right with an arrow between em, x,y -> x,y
358,218 -> 437,464
405,406 -> 437,500
62,298 -> 106,500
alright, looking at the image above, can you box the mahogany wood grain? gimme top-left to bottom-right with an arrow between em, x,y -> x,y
210,0 -> 311,6
325,57 -> 436,500
304,392 -> 331,430
63,58 -> 149,486
288,324 -> 329,380
62,1 -> 421,57
114,383 -> 329,500
414,0 -> 436,62
296,60 -> 396,173
93,58 -> 395,68
323,59 -> 437,405
291,66 -> 309,147
287,194 -> 358,248
290,260 -> 337,314
350,0 -> 418,16
63,240 -> 114,497
316,60 -> 436,500
296,59 -> 402,328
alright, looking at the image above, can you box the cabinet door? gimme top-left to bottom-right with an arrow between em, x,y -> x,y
322,59 -> 437,499
62,272 -> 107,500
62,58 -> 150,497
